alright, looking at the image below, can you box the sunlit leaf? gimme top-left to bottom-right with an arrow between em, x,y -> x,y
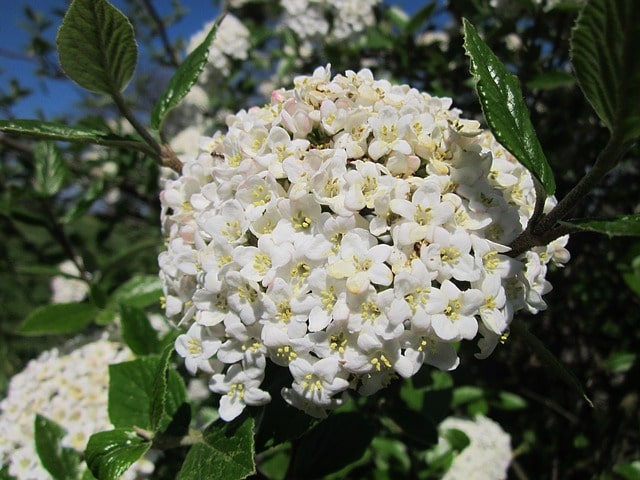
18,302 -> 97,336
85,429 -> 150,480
463,19 -> 556,195
57,0 -> 138,95
178,417 -> 255,480
151,16 -> 223,130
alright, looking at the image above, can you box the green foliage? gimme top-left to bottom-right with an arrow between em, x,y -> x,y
120,304 -> 162,355
17,302 -> 97,336
562,214 -> 640,236
178,417 -> 256,480
463,19 -> 556,195
34,414 -> 81,480
108,355 -> 188,432
151,17 -> 222,130
56,0 -> 138,95
33,142 -> 68,197
571,0 -> 640,144
85,429 -> 151,480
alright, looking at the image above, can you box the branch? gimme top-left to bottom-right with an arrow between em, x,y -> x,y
138,0 -> 181,68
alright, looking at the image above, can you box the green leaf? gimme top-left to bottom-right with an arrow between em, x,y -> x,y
613,460 -> 640,480
496,391 -> 528,410
149,344 -> 174,431
56,0 -> 138,95
109,355 -> 188,433
571,0 -> 640,144
463,19 -> 556,195
108,275 -> 163,309
290,412 -> 376,479
33,142 -> 68,197
526,71 -> 576,90
151,15 -> 223,130
511,318 -> 593,407
85,429 -> 151,480
120,304 -> 162,356
34,414 -> 81,480
442,428 -> 471,451
602,351 -> 636,373
452,385 -> 484,407
404,3 -> 436,35
178,417 -> 255,480
18,302 -> 97,335
561,214 -> 640,236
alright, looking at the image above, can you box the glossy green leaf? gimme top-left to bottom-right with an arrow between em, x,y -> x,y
34,414 -> 81,480
18,302 -> 97,335
108,275 -> 163,309
561,214 -> 640,236
85,429 -> 151,480
33,142 -> 68,197
571,0 -> 640,144
511,318 -> 593,407
120,304 -> 161,356
57,0 -> 138,95
463,19 -> 556,195
0,120 -> 147,151
290,412 -> 376,479
178,417 -> 255,480
151,16 -> 223,130
109,355 -> 188,433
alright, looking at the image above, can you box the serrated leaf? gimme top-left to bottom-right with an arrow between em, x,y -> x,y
34,414 -> 81,480
120,304 -> 161,356
109,355 -> 188,433
571,0 -> 640,144
108,275 -> 163,309
57,0 -> 138,95
511,318 -> 593,407
561,214 -> 640,236
18,302 -> 97,336
463,19 -> 556,195
178,417 -> 255,480
85,429 -> 151,480
151,16 -> 223,130
290,412 -> 376,479
150,344 -> 174,431
33,142 -> 68,197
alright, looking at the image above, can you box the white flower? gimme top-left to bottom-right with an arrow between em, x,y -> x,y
435,415 -> 512,480
50,259 -> 89,304
209,364 -> 270,421
0,336 -> 154,479
159,65 -> 569,419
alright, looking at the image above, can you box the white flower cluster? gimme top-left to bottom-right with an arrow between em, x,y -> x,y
434,415 -> 512,480
50,259 -> 89,304
159,65 -> 569,420
0,337 -> 153,480
186,13 -> 250,79
281,0 -> 380,42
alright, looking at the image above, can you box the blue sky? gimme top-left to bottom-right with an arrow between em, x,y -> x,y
0,0 -> 427,120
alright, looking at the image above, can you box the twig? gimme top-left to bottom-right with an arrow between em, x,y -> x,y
138,0 -> 181,68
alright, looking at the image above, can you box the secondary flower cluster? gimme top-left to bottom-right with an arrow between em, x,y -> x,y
159,65 -> 569,420
434,415 -> 512,479
0,336 -> 154,480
